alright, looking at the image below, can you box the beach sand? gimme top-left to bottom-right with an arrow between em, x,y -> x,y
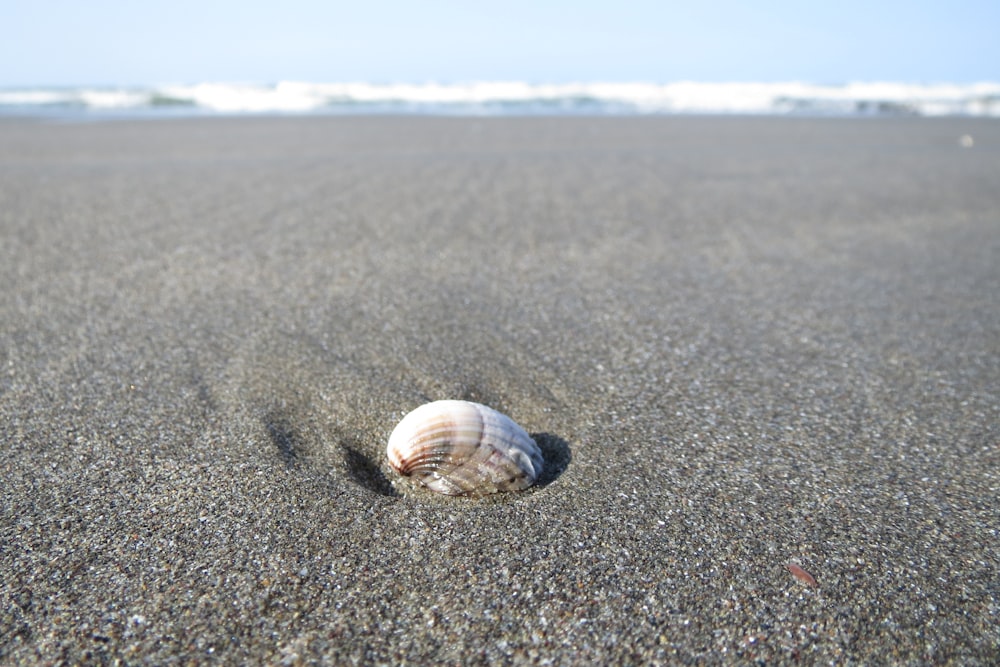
1,115 -> 998,664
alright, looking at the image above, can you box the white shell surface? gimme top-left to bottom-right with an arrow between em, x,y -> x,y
387,400 -> 544,496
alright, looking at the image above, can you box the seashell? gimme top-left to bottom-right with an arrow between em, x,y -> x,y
387,400 -> 543,496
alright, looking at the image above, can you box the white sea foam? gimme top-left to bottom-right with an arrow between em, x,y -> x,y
1,81 -> 997,116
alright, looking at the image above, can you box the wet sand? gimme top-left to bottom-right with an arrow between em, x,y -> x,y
1,115 -> 998,663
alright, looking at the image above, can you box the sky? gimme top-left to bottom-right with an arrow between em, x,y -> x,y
2,0 -> 997,86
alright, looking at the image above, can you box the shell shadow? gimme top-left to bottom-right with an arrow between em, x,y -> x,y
342,439 -> 398,497
531,433 -> 572,489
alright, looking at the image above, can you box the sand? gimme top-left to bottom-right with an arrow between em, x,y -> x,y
1,115 -> 998,664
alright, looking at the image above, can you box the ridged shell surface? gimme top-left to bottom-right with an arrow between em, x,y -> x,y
387,400 -> 544,496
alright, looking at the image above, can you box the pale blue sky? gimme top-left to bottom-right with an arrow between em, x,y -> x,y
2,0 -> 997,86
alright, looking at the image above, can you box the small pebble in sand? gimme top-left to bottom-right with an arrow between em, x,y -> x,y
387,400 -> 544,496
787,563 -> 818,587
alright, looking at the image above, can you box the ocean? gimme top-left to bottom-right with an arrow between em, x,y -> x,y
1,81 -> 998,117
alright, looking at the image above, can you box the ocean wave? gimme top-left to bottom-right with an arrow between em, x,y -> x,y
1,81 -> 997,116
